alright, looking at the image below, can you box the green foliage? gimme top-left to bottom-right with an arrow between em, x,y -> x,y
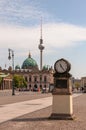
13,74 -> 27,88
0,77 -> 2,85
75,82 -> 80,89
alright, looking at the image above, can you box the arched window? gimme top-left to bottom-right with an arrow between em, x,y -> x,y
25,77 -> 27,81
34,76 -> 37,82
40,75 -> 42,81
29,76 -> 32,82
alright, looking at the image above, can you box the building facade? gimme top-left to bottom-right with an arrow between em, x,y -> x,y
0,73 -> 12,90
0,53 -> 54,91
81,77 -> 86,88
15,53 -> 54,91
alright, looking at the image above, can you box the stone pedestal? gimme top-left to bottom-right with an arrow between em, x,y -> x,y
50,76 -> 74,120
50,94 -> 73,119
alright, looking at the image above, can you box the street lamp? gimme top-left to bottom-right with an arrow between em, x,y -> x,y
8,48 -> 15,95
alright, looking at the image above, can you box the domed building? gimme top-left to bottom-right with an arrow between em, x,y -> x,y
21,53 -> 38,71
12,52 -> 54,92
0,52 -> 54,91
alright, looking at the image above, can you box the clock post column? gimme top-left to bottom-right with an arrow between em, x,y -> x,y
50,59 -> 74,120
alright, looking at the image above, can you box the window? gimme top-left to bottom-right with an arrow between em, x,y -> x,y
44,76 -> 47,82
29,76 -> 32,82
40,75 -> 42,81
34,76 -> 37,82
25,77 -> 27,81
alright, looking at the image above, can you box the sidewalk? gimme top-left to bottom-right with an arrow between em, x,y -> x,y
0,97 -> 52,123
0,93 -> 82,124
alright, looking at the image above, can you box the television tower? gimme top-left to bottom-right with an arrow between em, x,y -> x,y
38,18 -> 45,71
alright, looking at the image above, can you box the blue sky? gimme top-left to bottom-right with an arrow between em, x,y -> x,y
0,0 -> 86,78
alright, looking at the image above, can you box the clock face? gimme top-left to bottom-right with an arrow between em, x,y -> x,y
54,59 -> 70,73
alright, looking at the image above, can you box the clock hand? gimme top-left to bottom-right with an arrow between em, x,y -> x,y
60,64 -> 64,71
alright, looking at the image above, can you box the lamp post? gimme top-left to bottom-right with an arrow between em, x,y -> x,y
8,48 -> 15,95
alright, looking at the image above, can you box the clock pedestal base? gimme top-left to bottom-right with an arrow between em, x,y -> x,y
50,94 -> 74,120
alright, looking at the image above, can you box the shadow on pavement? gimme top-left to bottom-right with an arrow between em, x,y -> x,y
12,117 -> 49,122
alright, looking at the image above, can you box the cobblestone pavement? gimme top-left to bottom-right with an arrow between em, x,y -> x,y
0,92 -> 86,130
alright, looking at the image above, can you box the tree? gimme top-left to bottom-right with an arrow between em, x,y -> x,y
74,82 -> 80,90
0,77 -> 2,86
13,74 -> 27,89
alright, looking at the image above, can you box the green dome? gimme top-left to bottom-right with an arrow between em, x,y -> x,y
15,65 -> 20,70
22,53 -> 38,69
43,65 -> 48,70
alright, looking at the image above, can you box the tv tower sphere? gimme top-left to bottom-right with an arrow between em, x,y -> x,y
38,42 -> 45,51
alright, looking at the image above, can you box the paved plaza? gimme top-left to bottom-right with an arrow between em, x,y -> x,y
0,91 -> 86,130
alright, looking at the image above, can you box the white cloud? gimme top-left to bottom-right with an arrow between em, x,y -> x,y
43,23 -> 86,48
0,25 -> 39,50
0,0 -> 50,25
0,23 -> 86,51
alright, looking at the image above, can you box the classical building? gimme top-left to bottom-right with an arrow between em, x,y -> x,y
15,53 -> 54,91
0,73 -> 12,90
0,52 -> 54,91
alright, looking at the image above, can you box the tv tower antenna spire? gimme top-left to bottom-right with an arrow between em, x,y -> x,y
38,17 -> 45,71
40,17 -> 43,42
